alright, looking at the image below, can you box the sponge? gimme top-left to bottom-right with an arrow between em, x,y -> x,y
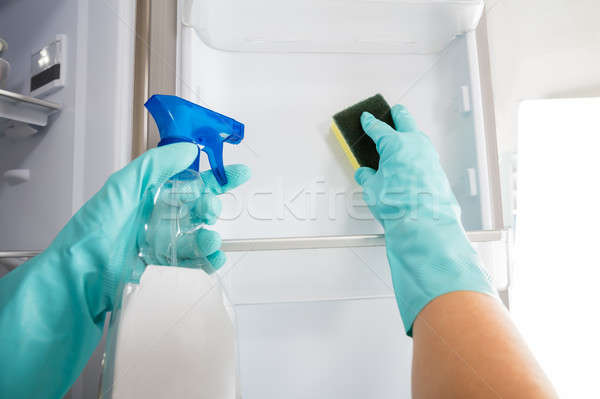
331,94 -> 394,171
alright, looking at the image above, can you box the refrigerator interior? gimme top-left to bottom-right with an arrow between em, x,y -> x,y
178,1 -> 498,397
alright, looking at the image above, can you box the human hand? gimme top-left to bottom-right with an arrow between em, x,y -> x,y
355,106 -> 496,335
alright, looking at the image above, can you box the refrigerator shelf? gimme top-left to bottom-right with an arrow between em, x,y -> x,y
183,0 -> 485,54
0,88 -> 61,128
0,230 -> 505,259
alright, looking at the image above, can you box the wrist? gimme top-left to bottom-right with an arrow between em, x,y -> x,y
382,218 -> 497,335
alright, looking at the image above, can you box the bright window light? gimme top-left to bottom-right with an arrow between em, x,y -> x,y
513,97 -> 600,398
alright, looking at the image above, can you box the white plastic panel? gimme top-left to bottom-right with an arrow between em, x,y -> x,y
235,298 -> 412,399
184,0 -> 484,54
223,247 -> 393,305
181,30 -> 491,238
472,231 -> 509,290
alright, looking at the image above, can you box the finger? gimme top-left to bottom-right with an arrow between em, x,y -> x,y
361,112 -> 397,140
391,104 -> 418,132
355,167 -> 376,186
188,191 -> 222,225
200,164 -> 251,195
361,112 -> 402,159
360,111 -> 398,148
205,251 -> 226,273
176,253 -> 224,273
176,228 -> 222,261
155,175 -> 205,207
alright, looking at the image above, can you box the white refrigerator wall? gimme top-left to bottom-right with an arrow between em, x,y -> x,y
0,0 -> 134,252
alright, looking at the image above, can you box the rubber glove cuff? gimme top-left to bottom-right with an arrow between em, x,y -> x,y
383,219 -> 496,335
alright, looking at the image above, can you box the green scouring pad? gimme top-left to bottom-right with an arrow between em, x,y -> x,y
331,94 -> 394,171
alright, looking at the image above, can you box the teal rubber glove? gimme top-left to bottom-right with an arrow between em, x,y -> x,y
355,106 -> 496,335
0,143 -> 250,399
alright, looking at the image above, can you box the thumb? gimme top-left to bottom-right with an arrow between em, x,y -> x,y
200,164 -> 251,194
390,104 -> 418,132
355,166 -> 376,186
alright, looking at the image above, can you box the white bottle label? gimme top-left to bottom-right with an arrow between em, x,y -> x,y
109,266 -> 237,399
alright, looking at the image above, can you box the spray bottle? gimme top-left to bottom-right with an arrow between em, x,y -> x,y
100,95 -> 244,399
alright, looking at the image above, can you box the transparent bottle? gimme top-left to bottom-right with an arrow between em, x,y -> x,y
100,170 -> 239,399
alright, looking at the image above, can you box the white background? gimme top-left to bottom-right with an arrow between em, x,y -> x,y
514,98 -> 600,398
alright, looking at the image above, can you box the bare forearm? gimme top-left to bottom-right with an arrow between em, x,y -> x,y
412,292 -> 557,399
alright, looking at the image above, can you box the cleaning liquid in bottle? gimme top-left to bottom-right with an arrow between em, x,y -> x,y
100,96 -> 244,399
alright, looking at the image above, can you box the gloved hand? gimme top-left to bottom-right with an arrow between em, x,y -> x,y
137,164 -> 245,275
355,106 -> 496,335
0,143 -> 250,399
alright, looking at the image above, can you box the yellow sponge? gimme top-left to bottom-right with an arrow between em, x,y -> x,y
331,120 -> 360,170
330,94 -> 394,171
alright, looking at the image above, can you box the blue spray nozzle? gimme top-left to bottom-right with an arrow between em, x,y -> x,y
144,94 -> 244,185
